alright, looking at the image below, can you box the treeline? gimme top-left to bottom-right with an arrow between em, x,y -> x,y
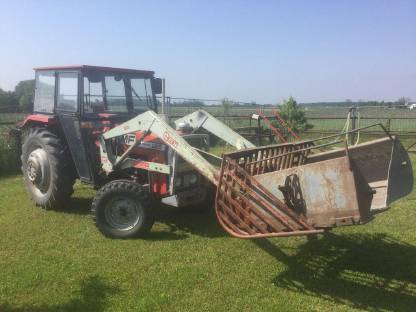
301,100 -> 398,107
170,98 -> 411,108
170,100 -> 206,107
0,80 -> 35,113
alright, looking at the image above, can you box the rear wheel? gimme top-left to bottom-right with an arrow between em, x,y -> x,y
21,128 -> 76,209
91,180 -> 154,238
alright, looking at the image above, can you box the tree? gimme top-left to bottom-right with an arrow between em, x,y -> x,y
221,98 -> 232,116
278,96 -> 312,133
396,97 -> 411,106
14,80 -> 35,112
0,88 -> 18,111
221,98 -> 233,126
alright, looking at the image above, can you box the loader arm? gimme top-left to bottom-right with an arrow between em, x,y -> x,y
174,109 -> 255,150
100,110 -> 219,185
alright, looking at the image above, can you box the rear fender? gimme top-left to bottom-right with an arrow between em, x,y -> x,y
20,114 -> 57,129
18,114 -> 80,183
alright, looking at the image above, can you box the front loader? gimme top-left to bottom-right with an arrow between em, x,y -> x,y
15,65 -> 413,239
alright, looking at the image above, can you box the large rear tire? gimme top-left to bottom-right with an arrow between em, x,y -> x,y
21,128 -> 76,209
91,180 -> 154,238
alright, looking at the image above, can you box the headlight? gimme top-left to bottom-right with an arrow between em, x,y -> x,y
175,177 -> 182,188
188,173 -> 198,185
183,173 -> 198,187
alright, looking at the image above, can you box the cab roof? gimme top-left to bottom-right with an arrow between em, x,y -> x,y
34,65 -> 154,77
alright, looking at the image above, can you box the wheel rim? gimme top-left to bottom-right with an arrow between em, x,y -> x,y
26,148 -> 50,196
104,196 -> 141,231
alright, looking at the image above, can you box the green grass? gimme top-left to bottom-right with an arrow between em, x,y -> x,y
168,105 -> 416,118
0,133 -> 19,174
0,113 -> 22,173
0,113 -> 26,124
0,155 -> 415,311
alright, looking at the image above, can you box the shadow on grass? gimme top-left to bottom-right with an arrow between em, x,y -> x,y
57,197 -> 92,215
0,171 -> 21,179
255,232 -> 416,311
57,196 -> 225,239
144,230 -> 189,241
154,205 -> 226,239
0,275 -> 119,312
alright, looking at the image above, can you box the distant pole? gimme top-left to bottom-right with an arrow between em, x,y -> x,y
161,78 -> 166,114
257,117 -> 261,146
166,96 -> 171,122
350,106 -> 357,144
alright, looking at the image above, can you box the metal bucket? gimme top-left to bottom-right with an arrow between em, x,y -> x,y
306,137 -> 413,213
215,134 -> 413,238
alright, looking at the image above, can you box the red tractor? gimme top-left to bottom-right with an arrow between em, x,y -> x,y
16,65 -> 223,238
15,65 -> 413,240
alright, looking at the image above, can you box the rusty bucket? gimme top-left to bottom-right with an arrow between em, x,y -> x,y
215,132 -> 413,239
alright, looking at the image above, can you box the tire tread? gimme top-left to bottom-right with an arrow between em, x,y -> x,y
21,127 -> 76,209
91,180 -> 154,238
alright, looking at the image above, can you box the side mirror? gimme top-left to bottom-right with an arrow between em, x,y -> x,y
151,78 -> 163,94
87,72 -> 103,83
114,74 -> 123,82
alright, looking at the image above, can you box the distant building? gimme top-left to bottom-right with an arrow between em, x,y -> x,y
408,103 -> 416,110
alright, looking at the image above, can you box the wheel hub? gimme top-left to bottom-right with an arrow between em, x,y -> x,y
105,197 -> 141,231
26,148 -> 49,192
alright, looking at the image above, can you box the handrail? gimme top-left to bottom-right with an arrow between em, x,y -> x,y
310,123 -> 394,143
255,108 -> 287,143
272,109 -> 301,141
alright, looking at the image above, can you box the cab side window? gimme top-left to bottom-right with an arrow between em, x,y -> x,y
57,72 -> 78,112
131,78 -> 153,112
34,71 -> 55,113
104,76 -> 128,112
84,77 -> 105,113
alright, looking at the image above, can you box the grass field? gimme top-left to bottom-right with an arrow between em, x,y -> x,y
0,128 -> 19,174
0,154 -> 415,312
168,105 -> 416,118
168,106 -> 416,133
0,113 -> 24,173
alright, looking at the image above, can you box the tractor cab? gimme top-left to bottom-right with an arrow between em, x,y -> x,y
27,66 -> 165,184
33,65 -> 162,119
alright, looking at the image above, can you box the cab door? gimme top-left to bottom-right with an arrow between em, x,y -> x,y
55,71 -> 94,183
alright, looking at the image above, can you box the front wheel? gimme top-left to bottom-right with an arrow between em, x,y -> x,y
91,180 -> 154,238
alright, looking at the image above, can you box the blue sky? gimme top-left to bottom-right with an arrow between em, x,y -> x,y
0,0 -> 415,103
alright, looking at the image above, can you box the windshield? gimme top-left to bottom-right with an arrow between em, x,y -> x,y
131,78 -> 153,112
83,73 -> 154,115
